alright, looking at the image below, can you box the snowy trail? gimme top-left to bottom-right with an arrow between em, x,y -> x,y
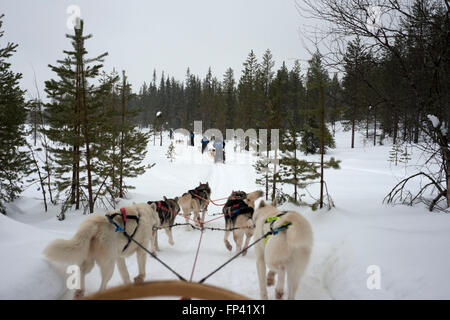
2,126 -> 450,299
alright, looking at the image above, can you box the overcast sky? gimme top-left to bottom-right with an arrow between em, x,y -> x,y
2,0 -> 314,99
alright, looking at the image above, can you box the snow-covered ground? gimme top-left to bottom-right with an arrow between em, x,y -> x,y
1,124 -> 450,300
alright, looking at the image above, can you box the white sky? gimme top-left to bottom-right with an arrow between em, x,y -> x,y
2,0 -> 315,99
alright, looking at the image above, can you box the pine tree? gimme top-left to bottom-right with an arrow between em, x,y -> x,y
222,67 -> 236,129
342,36 -> 372,148
388,143 -> 402,166
237,50 -> 261,129
0,14 -> 32,214
115,70 -> 150,198
279,120 -> 312,203
166,141 -> 176,162
301,52 -> 335,155
44,20 -> 114,217
399,145 -> 412,167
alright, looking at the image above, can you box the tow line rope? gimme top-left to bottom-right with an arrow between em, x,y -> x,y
199,217 -> 291,283
106,209 -> 291,283
191,193 -> 239,207
153,222 -> 252,232
189,224 -> 204,281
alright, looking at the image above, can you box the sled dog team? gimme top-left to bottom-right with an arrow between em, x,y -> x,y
43,182 -> 313,300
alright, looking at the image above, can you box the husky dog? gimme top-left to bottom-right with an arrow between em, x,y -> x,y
253,201 -> 313,300
178,182 -> 211,229
223,190 -> 263,255
42,202 -> 160,299
147,196 -> 180,249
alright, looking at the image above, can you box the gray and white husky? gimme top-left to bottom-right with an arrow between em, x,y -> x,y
177,182 -> 211,228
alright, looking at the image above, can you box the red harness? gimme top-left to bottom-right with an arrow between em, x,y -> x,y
120,207 -> 127,223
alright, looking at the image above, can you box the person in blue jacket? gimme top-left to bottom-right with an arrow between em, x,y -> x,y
201,136 -> 209,154
189,131 -> 194,146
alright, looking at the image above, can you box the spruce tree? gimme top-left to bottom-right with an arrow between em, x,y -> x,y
388,143 -> 402,166
115,70 -> 150,199
44,20 -> 114,217
301,52 -> 335,155
279,120 -> 310,203
237,50 -> 261,129
166,141 -> 176,162
0,14 -> 31,214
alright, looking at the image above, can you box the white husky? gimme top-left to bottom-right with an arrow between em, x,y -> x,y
253,201 -> 313,300
43,202 -> 160,299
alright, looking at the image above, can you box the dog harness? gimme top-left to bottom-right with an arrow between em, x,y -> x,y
225,199 -> 254,220
188,187 -> 210,207
106,208 -> 140,252
264,211 -> 292,244
147,200 -> 172,225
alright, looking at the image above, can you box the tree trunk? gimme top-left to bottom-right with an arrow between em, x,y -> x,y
272,149 -> 277,202
28,143 -> 47,212
119,76 -> 126,199
373,106 -> 377,146
445,148 -> 450,208
294,147 -> 298,202
75,63 -> 82,209
393,111 -> 399,145
81,63 -> 94,213
265,149 -> 269,201
320,83 -> 325,209
351,115 -> 355,149
366,111 -> 369,139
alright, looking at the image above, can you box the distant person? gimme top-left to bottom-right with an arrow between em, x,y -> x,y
222,140 -> 226,163
169,128 -> 173,140
189,131 -> 195,146
214,139 -> 224,163
201,136 -> 209,154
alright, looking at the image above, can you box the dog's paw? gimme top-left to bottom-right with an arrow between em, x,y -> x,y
275,290 -> 284,300
224,241 -> 232,252
73,289 -> 85,300
134,275 -> 145,284
169,239 -> 174,246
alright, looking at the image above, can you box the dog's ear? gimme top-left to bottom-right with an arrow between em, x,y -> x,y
150,202 -> 157,210
163,196 -> 168,201
174,196 -> 179,202
259,200 -> 266,208
206,182 -> 209,186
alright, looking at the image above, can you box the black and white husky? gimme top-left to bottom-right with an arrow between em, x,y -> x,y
147,196 -> 180,249
223,190 -> 263,255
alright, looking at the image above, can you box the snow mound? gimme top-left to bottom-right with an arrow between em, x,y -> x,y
0,214 -> 66,299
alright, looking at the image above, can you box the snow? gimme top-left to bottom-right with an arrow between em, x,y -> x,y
427,114 -> 440,128
1,124 -> 450,299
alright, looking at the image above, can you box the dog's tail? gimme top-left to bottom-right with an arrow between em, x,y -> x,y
247,190 -> 264,202
43,218 -> 99,264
